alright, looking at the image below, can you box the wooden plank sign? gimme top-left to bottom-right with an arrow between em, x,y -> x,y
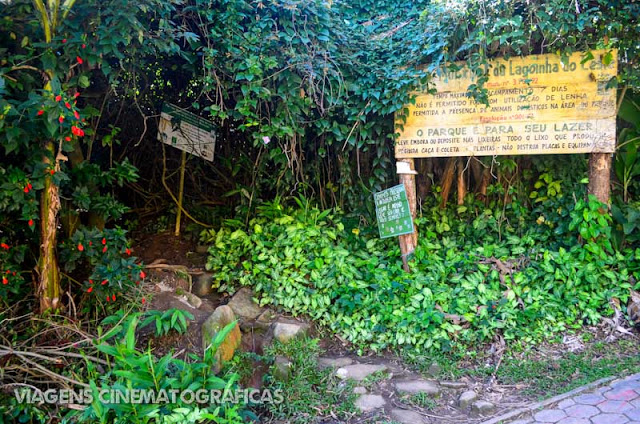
158,103 -> 216,161
374,184 -> 415,238
396,50 -> 617,158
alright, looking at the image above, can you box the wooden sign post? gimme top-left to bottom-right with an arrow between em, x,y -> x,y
397,160 -> 418,271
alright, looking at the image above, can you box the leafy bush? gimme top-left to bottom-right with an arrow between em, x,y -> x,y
67,314 -> 249,424
205,197 -> 637,354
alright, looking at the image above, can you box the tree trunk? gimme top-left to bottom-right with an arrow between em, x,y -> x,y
588,153 -> 612,204
457,158 -> 466,205
38,142 -> 62,312
440,157 -> 456,209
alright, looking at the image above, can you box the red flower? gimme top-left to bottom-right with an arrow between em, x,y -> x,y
81,44 -> 86,49
55,95 -> 62,101
87,287 -> 93,293
28,219 -> 34,227
74,111 -> 80,120
77,243 -> 84,251
50,169 -> 55,175
5,270 -> 9,274
125,248 -> 131,255
112,294 -> 116,301
105,295 -> 109,302
2,277 -> 7,285
77,56 -> 83,64
65,136 -> 71,142
23,186 -> 29,193
89,279 -> 93,284
140,271 -> 146,279
0,243 -> 9,250
101,280 -> 107,285
71,126 -> 84,137
136,281 -> 140,285
74,92 -> 81,98
28,183 -> 32,190
141,297 -> 146,305
37,110 -> 44,116
65,102 -> 71,109
59,116 -> 64,123
101,238 -> 106,245
62,39 -> 67,43
89,241 -> 92,246
102,246 -> 107,253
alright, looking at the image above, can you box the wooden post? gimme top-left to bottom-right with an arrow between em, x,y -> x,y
588,153 -> 612,205
397,159 -> 418,272
174,150 -> 187,236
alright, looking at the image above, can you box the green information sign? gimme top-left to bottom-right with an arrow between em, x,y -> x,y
374,184 -> 414,239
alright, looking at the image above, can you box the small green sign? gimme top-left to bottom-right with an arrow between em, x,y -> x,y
374,184 -> 414,239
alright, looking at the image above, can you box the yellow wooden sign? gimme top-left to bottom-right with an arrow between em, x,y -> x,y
395,50 -> 618,158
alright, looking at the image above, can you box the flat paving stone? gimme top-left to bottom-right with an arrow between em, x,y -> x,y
605,389 -> 640,402
395,379 -> 440,395
557,398 -> 575,409
625,408 -> 640,421
533,409 -> 566,422
336,364 -> 387,381
355,394 -> 386,413
390,408 -> 425,424
599,400 -> 634,414
575,393 -> 606,405
591,413 -> 630,424
564,404 -> 599,418
556,418 -> 590,424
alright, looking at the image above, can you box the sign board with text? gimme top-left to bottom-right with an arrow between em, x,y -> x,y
374,185 -> 414,238
158,103 -> 216,161
395,50 -> 617,158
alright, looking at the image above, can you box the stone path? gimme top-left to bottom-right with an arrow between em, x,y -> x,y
503,373 -> 640,424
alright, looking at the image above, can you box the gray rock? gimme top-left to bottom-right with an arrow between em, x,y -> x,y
192,272 -> 215,297
390,409 -> 425,424
272,356 -> 292,381
318,357 -> 354,369
458,390 -> 478,409
183,292 -> 202,309
257,309 -> 277,323
427,362 -> 442,377
395,379 -> 440,395
354,394 -> 386,412
201,305 -> 241,372
272,319 -> 310,344
336,364 -> 387,381
471,400 -> 495,416
228,288 -> 264,320
440,381 -> 468,389
353,386 -> 367,394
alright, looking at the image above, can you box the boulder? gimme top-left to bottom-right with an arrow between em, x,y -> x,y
458,390 -> 478,409
192,272 -> 215,297
228,288 -> 264,320
272,356 -> 292,381
182,292 -> 202,309
471,400 -> 495,416
201,305 -> 241,372
272,319 -> 310,344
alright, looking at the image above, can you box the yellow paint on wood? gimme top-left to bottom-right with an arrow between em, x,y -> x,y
395,50 -> 618,158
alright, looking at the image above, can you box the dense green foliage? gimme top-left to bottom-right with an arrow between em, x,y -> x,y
205,188 -> 638,353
